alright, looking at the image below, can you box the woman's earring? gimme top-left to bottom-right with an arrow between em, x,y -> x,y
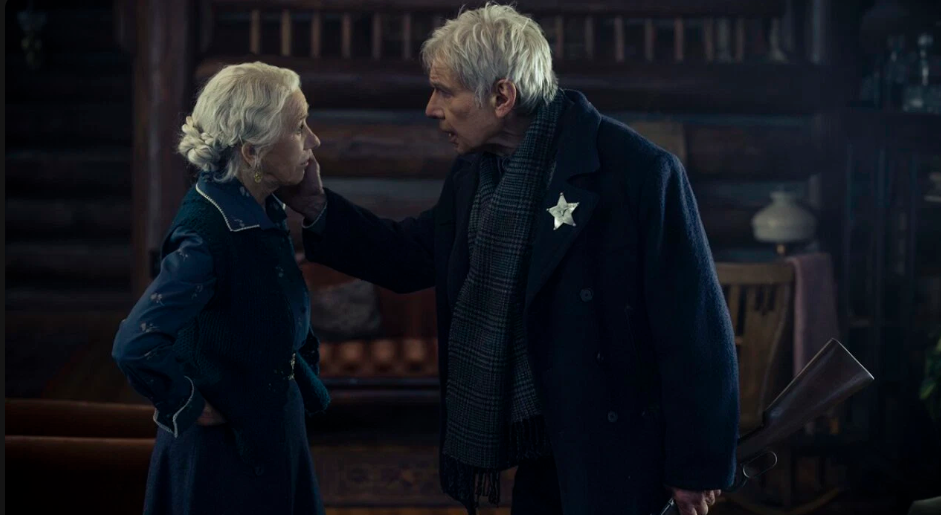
253,171 -> 263,183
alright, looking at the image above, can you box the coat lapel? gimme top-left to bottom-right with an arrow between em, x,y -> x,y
525,91 -> 602,309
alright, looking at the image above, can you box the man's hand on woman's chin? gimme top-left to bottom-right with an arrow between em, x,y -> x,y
279,156 -> 327,220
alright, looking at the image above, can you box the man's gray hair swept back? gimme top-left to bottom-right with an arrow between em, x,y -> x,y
420,2 -> 559,115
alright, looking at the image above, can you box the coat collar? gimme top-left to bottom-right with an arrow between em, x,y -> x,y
553,89 -> 602,181
524,89 -> 603,308
194,173 -> 287,232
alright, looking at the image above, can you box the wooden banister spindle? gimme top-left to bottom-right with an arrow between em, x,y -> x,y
403,338 -> 427,372
727,284 -> 742,331
280,10 -> 292,57
338,341 -> 366,374
402,13 -> 412,59
769,17 -> 787,62
674,18 -> 684,62
250,9 -> 261,54
704,18 -> 715,62
613,16 -> 624,62
584,16 -> 594,59
372,13 -> 382,60
341,13 -> 352,59
735,17 -> 745,61
371,339 -> 396,373
318,342 -> 333,374
554,16 -> 564,58
310,12 -> 321,58
643,19 -> 654,62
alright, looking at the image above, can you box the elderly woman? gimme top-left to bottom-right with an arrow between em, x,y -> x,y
111,61 -> 330,514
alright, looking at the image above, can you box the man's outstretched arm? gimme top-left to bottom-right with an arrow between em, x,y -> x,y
281,157 -> 438,294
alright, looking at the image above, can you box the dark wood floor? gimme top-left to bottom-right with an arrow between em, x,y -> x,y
320,495 -> 902,515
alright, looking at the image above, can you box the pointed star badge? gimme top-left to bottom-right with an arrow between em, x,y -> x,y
547,192 -> 578,230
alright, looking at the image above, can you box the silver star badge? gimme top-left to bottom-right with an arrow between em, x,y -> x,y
547,192 -> 578,230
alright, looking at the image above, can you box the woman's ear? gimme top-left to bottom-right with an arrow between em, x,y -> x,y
240,143 -> 256,166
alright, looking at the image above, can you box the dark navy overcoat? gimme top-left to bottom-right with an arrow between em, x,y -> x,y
304,90 -> 740,514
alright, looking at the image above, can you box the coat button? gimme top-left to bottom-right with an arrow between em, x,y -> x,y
607,411 -> 619,423
580,288 -> 593,302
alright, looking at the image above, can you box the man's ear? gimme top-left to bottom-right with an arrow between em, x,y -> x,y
492,79 -> 518,118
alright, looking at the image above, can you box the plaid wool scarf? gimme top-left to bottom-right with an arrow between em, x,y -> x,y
441,90 -> 566,512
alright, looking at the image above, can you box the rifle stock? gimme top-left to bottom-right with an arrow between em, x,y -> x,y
653,339 -> 874,515
735,338 -> 874,465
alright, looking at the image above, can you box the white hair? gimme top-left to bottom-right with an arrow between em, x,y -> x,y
178,61 -> 301,182
420,2 -> 558,115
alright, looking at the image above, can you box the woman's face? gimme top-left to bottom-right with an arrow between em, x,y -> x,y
259,89 -> 319,187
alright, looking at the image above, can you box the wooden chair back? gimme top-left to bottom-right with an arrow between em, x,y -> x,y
716,262 -> 795,432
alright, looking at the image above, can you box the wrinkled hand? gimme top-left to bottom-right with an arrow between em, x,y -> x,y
196,401 -> 227,426
279,156 -> 326,221
670,487 -> 721,515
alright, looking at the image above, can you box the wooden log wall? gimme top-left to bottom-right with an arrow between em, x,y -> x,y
5,0 -> 138,401
128,0 -> 835,388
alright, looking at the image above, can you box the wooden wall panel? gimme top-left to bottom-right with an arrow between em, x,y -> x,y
306,115 -> 815,181
212,0 -> 788,16
197,57 -> 830,114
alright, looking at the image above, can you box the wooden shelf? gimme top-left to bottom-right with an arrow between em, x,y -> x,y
197,57 -> 834,114
211,0 -> 788,16
842,109 -> 941,153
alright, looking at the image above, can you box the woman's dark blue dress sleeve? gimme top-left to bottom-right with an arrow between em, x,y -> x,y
112,227 -> 216,437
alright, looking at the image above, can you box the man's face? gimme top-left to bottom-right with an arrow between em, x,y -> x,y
425,62 -> 502,155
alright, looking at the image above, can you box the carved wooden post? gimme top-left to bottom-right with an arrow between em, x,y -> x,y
129,0 -> 198,295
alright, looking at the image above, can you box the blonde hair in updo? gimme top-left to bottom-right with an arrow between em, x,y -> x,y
178,61 -> 301,182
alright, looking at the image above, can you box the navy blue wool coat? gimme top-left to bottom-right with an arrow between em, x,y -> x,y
303,90 -> 740,514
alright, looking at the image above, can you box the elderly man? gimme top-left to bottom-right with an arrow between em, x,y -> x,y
283,3 -> 739,515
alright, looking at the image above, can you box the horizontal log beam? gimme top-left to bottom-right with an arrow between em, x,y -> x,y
7,72 -> 132,103
5,400 -> 155,439
6,199 -> 132,239
6,435 -> 155,469
312,118 -> 452,179
211,0 -> 787,16
6,149 -> 132,197
8,103 -> 133,146
6,310 -> 129,338
5,288 -> 134,312
306,115 -> 816,180
196,57 -> 831,114
6,243 -> 132,287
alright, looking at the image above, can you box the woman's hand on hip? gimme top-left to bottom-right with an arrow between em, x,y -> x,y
196,401 -> 227,426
